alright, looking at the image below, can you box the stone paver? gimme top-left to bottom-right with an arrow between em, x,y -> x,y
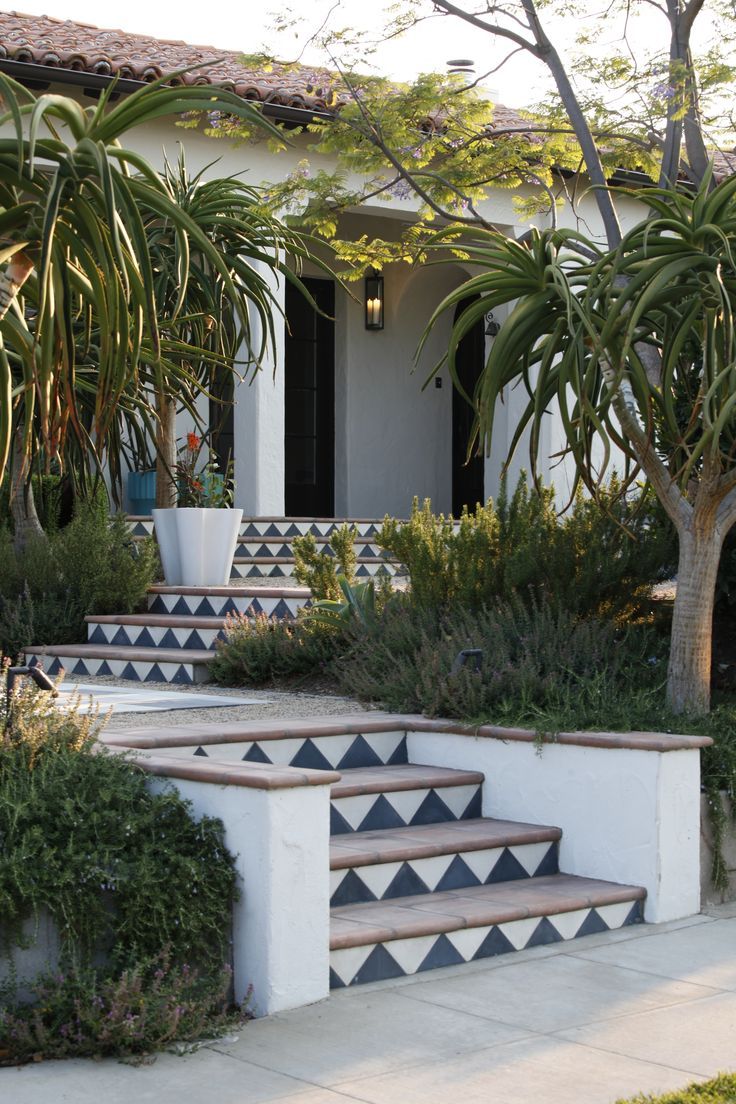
3,911 -> 734,1104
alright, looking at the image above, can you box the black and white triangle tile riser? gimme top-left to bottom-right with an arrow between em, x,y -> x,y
330,784 -> 483,836
330,841 -> 560,906
24,651 -> 204,685
146,593 -> 309,618
86,623 -> 226,650
190,731 -> 409,770
329,900 -> 644,988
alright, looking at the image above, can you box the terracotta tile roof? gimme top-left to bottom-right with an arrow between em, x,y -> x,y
0,11 -> 731,180
0,10 -> 342,111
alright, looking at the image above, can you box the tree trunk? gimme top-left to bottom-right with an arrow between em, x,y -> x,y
666,518 -> 723,715
155,391 -> 177,509
9,430 -> 45,552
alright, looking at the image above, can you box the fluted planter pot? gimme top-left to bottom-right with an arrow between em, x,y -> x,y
153,507 -> 243,586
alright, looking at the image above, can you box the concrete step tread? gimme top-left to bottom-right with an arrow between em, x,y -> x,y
330,873 -> 646,949
331,764 -> 485,799
232,555 -> 400,565
85,614 -> 228,628
329,817 -> 561,870
148,585 -> 311,597
25,643 -> 214,663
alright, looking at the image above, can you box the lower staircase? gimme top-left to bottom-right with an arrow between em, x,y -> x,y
128,718 -> 646,986
328,761 -> 644,987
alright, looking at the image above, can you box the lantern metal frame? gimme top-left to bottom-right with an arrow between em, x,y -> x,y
364,272 -> 385,331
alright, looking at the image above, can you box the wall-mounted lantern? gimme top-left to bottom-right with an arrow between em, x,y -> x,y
484,310 -> 500,337
365,271 -> 384,331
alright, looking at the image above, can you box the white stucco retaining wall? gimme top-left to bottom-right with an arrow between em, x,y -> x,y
406,728 -> 704,923
142,756 -> 335,1017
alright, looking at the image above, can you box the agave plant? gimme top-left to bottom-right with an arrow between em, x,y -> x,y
422,171 -> 736,715
0,70 -> 287,538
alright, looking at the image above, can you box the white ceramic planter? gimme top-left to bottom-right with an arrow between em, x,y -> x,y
153,507 -> 243,586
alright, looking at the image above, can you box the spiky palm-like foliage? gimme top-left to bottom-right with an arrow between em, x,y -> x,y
0,71 -> 287,526
422,171 -> 736,714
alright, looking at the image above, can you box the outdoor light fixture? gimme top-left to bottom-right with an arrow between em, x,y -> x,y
484,311 -> 500,337
450,649 -> 483,675
4,660 -> 58,740
365,271 -> 384,331
446,58 -> 475,76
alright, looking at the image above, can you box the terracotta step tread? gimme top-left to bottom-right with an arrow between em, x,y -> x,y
148,585 -> 311,597
128,516 -> 395,524
232,555 -> 400,564
331,764 -> 484,799
330,817 -> 561,870
330,873 -> 646,949
85,614 -> 228,628
236,536 -> 388,545
25,644 -> 214,663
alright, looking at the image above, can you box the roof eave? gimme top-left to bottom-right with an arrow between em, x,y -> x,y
0,57 -> 333,126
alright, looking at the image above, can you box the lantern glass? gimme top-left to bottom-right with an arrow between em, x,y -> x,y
365,274 -> 384,330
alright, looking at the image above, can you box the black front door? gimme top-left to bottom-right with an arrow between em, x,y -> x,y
284,278 -> 335,517
452,296 -> 485,516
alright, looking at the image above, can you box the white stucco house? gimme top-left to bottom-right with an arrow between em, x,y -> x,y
0,11 -> 649,520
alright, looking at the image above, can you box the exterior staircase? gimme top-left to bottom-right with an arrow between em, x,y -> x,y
24,584 -> 311,684
125,717 -> 646,987
127,515 -> 405,580
24,515 -> 409,684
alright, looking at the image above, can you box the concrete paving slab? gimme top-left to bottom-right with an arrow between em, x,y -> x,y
556,989 -> 736,1078
209,988 -> 531,1085
396,952 -> 720,1032
569,916 -> 736,990
330,1034 -> 705,1104
58,682 -> 268,714
0,1046 -> 337,1104
1,916 -> 733,1104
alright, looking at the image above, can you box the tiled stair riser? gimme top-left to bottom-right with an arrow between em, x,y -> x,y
330,782 -> 483,836
128,518 -> 417,540
86,622 -> 226,651
330,840 -> 560,906
230,559 -> 399,580
24,650 -> 208,685
146,591 -> 310,618
162,730 -> 409,770
236,541 -> 389,558
329,898 -> 644,988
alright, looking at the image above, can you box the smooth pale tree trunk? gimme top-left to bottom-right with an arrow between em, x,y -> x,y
667,516 -> 724,715
1,251 -> 45,548
155,391 -> 177,509
9,429 -> 45,551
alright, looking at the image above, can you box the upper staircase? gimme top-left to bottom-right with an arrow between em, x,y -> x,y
127,515 -> 405,580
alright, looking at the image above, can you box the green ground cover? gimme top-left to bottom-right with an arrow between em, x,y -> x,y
616,1073 -> 736,1103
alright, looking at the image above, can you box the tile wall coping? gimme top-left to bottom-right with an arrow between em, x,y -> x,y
101,711 -> 713,753
126,752 -> 341,791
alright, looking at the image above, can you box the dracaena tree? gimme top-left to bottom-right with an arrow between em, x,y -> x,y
139,153 -> 324,509
218,0 -> 734,717
422,172 -> 736,715
0,71 -> 287,542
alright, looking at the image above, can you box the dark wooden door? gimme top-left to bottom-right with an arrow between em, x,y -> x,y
284,278 -> 335,517
452,296 -> 485,516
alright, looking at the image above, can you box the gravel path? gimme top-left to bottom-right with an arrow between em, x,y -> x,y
60,674 -> 372,731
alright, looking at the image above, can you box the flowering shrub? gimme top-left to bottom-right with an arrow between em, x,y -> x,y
0,953 -> 245,1065
175,432 -> 234,508
0,678 -> 240,1063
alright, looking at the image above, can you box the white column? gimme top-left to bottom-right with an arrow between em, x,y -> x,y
232,259 -> 285,516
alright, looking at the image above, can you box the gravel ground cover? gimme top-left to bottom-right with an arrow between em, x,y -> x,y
60,674 -> 371,731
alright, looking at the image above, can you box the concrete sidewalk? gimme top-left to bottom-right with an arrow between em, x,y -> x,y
3,905 -> 735,1104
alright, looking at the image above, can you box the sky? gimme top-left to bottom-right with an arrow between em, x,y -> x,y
12,0 -> 645,108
